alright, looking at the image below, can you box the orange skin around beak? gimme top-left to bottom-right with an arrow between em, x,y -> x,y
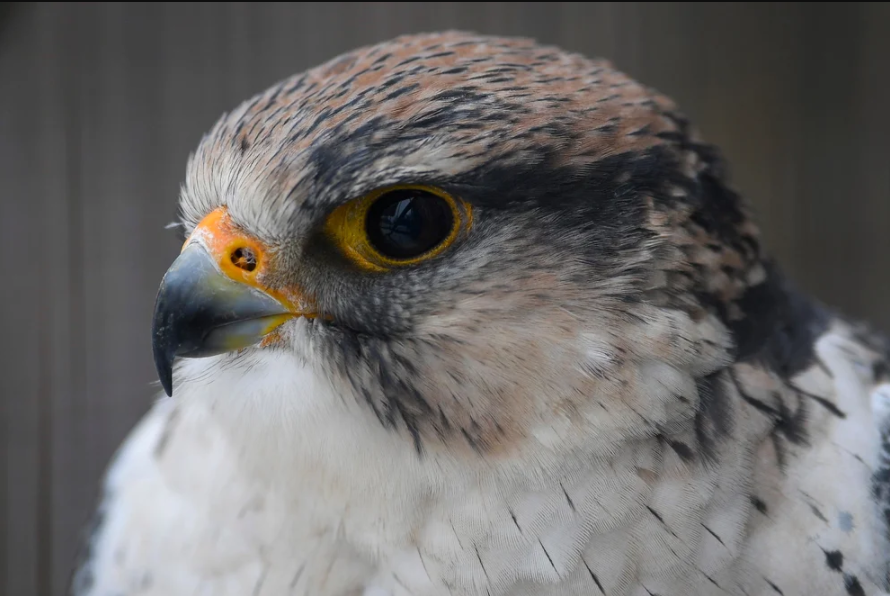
184,207 -> 316,317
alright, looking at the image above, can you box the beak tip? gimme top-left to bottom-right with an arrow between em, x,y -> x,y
159,368 -> 174,397
153,341 -> 175,397
152,283 -> 175,397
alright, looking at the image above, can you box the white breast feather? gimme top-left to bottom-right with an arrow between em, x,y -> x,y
76,322 -> 890,596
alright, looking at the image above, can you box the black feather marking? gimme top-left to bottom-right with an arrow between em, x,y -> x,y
673,392 -> 690,404
393,399 -> 424,456
561,483 -> 577,512
808,502 -> 829,523
461,426 -> 485,454
425,51 -> 457,59
392,574 -> 411,593
729,370 -> 777,416
765,578 -> 784,595
509,508 -> 522,533
794,385 -> 847,419
416,547 -> 430,579
539,540 -> 558,574
774,389 -> 809,446
667,439 -> 695,462
646,506 -> 679,538
871,423 -> 890,546
629,124 -> 652,136
730,369 -> 809,467
815,356 -> 834,378
694,371 -> 733,463
843,574 -> 865,596
732,261 -> 829,377
383,83 -> 420,101
646,505 -> 666,524
751,496 -> 769,515
701,523 -> 726,547
800,491 -> 829,524
771,431 -> 787,470
474,545 -> 491,582
823,549 -> 844,572
583,559 -> 606,594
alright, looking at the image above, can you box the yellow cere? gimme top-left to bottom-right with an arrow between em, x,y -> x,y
323,184 -> 473,272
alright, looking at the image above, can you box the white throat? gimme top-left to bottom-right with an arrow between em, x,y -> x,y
162,343 -> 721,596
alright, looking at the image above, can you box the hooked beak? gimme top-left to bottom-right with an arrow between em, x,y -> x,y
151,207 -> 314,397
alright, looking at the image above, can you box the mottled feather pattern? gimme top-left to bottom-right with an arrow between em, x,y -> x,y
72,32 -> 890,596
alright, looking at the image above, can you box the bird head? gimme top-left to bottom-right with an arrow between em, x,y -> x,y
152,32 -> 770,458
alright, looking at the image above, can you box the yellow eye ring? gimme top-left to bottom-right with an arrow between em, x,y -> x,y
324,184 -> 473,272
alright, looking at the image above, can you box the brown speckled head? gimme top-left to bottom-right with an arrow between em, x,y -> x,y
176,31 -> 787,457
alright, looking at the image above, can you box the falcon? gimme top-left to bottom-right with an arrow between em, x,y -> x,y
70,31 -> 890,596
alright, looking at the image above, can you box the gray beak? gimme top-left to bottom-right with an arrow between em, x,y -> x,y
151,243 -> 292,397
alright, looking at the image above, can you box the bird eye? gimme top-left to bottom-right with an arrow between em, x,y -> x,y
365,189 -> 455,260
324,185 -> 472,271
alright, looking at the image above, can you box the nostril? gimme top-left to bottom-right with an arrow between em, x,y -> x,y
231,247 -> 258,272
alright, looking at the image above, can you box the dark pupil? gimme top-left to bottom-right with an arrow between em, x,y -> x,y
366,190 -> 455,259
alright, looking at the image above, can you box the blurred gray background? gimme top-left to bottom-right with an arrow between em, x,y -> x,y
1,2 -> 889,594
